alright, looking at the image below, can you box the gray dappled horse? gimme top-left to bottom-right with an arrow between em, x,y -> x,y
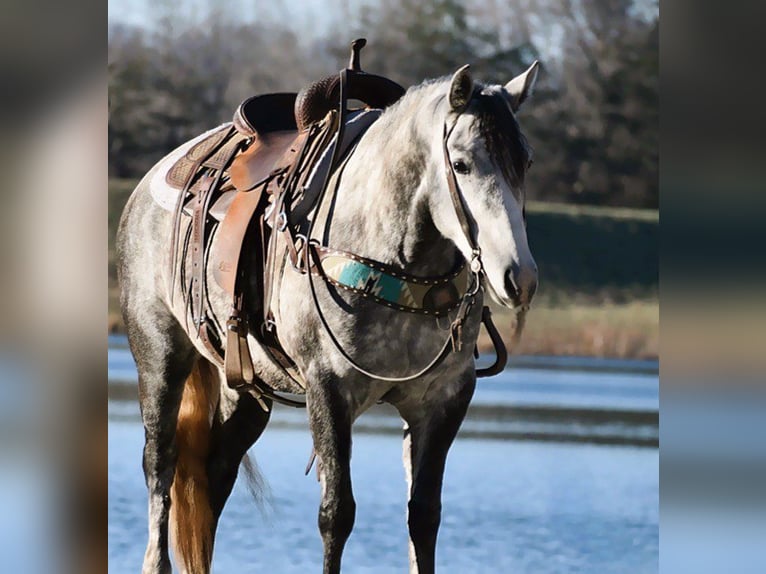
117,63 -> 539,574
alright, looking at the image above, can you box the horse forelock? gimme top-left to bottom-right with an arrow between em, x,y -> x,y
381,78 -> 530,193
471,87 -> 530,191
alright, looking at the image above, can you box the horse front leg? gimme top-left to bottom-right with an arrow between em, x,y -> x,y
307,378 -> 356,574
398,375 -> 475,574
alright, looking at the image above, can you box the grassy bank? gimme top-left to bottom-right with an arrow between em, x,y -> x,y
108,179 -> 658,359
482,301 -> 657,360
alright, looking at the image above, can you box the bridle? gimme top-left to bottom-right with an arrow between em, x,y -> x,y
299,72 -> 525,382
441,112 -> 530,348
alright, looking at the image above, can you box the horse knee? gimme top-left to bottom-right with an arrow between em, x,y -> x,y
318,489 -> 356,543
408,498 -> 441,539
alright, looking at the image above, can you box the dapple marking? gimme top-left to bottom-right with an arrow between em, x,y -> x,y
117,60 -> 539,574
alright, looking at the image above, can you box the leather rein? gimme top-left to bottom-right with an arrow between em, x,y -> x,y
295,71 -> 525,382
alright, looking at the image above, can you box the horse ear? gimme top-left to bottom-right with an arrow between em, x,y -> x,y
449,65 -> 474,113
504,61 -> 539,111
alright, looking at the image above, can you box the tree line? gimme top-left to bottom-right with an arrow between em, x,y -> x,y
108,0 -> 658,208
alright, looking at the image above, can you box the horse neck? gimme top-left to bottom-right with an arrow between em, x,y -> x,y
324,93 -> 458,277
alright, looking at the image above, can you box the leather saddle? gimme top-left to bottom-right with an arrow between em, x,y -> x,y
164,94 -> 299,221
167,38 -> 404,406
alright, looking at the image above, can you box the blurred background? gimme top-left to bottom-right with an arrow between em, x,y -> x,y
5,0 -> 766,572
106,1 -> 659,573
108,0 -> 659,360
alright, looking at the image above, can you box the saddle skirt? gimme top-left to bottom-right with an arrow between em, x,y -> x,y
164,98 -> 384,400
212,108 -> 381,294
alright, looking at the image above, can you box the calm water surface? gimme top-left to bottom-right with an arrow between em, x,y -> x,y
109,411 -> 657,573
108,338 -> 657,572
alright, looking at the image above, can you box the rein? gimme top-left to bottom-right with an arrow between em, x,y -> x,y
297,71 -> 522,382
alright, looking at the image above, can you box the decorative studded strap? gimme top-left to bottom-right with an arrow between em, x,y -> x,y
312,246 -> 469,316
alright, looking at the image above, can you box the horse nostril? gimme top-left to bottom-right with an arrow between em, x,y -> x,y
508,261 -> 521,287
504,267 -> 521,304
505,261 -> 537,305
528,277 -> 538,300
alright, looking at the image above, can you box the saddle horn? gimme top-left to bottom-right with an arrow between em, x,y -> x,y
348,38 -> 366,71
294,38 -> 405,131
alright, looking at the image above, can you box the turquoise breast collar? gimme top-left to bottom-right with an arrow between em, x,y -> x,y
312,246 -> 469,316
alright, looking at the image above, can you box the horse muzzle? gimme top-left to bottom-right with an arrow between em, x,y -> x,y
503,260 -> 538,308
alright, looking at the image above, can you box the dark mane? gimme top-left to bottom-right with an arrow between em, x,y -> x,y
472,88 -> 531,190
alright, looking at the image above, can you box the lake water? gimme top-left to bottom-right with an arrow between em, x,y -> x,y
109,337 -> 658,572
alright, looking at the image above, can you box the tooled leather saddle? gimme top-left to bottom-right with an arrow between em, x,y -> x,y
166,39 -> 405,408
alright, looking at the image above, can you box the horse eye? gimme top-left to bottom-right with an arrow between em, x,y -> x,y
452,160 -> 470,175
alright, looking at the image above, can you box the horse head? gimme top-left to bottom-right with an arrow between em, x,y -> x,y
428,63 -> 540,309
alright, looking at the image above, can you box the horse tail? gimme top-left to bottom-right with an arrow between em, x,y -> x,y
170,359 -> 215,574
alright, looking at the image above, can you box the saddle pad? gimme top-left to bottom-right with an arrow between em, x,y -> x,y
149,124 -> 231,212
165,125 -> 231,190
166,126 -> 245,190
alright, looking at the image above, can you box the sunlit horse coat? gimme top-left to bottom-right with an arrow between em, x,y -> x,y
117,61 -> 539,574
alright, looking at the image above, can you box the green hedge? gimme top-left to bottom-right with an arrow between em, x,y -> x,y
525,202 -> 658,302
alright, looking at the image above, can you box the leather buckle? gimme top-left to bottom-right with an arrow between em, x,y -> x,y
291,235 -> 307,272
469,249 -> 483,274
276,211 -> 288,231
263,201 -> 275,224
226,313 -> 244,334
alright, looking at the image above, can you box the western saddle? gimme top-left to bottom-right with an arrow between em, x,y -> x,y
166,39 -> 406,408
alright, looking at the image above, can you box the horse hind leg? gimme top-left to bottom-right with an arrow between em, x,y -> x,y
206,382 -> 272,527
127,309 -> 198,574
134,317 -> 269,574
